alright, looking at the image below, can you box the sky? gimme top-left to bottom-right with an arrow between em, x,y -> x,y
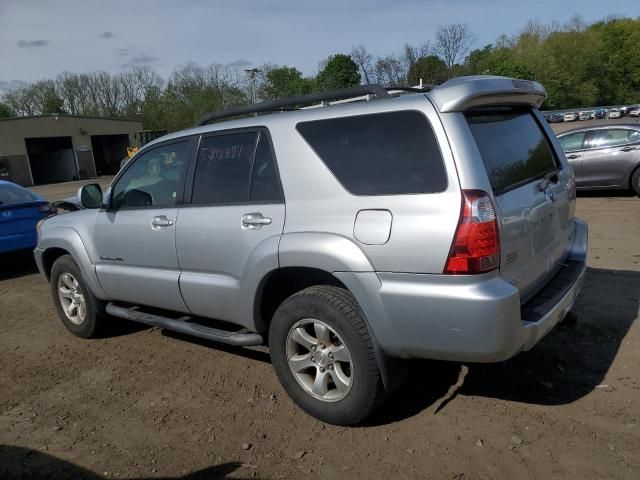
0,0 -> 638,90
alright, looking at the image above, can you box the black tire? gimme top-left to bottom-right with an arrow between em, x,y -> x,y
269,285 -> 384,425
631,167 -> 640,196
50,255 -> 105,339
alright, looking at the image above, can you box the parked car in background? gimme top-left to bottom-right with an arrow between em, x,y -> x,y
579,111 -> 592,121
35,77 -> 587,425
594,109 -> 607,119
0,180 -> 56,254
545,113 -> 564,123
558,125 -> 640,195
564,111 -> 578,121
608,108 -> 622,119
629,107 -> 640,117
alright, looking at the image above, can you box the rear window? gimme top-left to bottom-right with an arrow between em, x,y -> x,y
296,111 -> 447,195
466,110 -> 558,194
0,184 -> 39,206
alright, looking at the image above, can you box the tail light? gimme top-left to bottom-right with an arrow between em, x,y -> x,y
444,190 -> 500,274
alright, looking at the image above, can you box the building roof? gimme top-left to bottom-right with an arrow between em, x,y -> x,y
0,114 -> 142,123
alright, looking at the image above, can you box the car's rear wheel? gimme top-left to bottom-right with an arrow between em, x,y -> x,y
269,285 -> 384,425
631,167 -> 640,196
50,255 -> 105,338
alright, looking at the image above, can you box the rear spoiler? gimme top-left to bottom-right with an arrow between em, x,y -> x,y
429,76 -> 547,113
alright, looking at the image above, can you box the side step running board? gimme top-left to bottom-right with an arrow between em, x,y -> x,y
105,303 -> 264,347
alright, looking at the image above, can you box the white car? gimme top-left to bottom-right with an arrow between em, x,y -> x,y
629,108 -> 640,117
563,112 -> 578,121
608,108 -> 621,119
578,111 -> 592,121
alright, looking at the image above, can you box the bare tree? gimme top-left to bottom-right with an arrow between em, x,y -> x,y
564,14 -> 587,32
2,87 -> 37,116
350,45 -> 374,84
434,23 -> 475,69
56,72 -> 88,115
119,66 -> 163,118
373,55 -> 405,85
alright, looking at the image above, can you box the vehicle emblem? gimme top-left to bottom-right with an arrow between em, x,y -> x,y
545,188 -> 556,203
1,210 -> 12,218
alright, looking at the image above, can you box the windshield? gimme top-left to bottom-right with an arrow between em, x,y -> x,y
466,109 -> 559,194
0,184 -> 40,206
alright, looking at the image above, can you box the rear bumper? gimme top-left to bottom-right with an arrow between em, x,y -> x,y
336,218 -> 588,362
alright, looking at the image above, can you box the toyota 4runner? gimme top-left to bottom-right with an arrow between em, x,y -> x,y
35,76 -> 588,425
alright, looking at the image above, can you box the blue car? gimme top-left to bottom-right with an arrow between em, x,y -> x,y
0,180 -> 56,254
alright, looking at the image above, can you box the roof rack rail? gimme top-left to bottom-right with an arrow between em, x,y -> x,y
195,85 -> 389,126
385,85 -> 437,93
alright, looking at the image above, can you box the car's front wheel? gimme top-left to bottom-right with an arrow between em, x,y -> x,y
50,255 -> 105,338
269,285 -> 384,425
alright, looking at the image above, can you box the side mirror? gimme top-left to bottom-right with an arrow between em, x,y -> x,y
78,183 -> 103,209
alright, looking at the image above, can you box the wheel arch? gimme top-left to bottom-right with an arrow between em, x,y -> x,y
38,227 -> 108,299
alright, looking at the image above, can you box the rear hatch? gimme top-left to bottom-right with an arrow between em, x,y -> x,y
465,108 -> 575,302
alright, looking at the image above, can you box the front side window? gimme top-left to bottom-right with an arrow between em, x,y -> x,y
296,111 -> 447,196
466,109 -> 558,194
585,129 -> 633,149
111,141 -> 189,210
558,132 -> 586,152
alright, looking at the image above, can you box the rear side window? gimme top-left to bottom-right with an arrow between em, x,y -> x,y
296,111 -> 447,195
192,132 -> 258,204
466,110 -> 558,194
585,129 -> 633,149
250,134 -> 283,203
191,131 -> 283,205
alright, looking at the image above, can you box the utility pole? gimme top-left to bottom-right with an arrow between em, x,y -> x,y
244,68 -> 261,107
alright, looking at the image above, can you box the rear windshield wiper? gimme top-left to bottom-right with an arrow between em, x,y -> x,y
538,169 -> 560,191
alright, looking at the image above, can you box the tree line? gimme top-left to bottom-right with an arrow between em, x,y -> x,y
1,15 -> 638,132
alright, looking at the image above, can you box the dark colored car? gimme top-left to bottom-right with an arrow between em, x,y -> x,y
557,125 -> 640,195
593,109 -> 607,119
0,180 -> 56,254
546,113 -> 564,123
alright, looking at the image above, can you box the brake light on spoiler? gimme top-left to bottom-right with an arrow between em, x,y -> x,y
445,190 -> 500,274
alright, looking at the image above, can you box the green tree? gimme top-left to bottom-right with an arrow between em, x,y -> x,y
260,66 -> 314,100
591,18 -> 640,105
407,55 -> 449,85
316,54 -> 361,90
466,44 -> 495,74
492,59 -> 534,79
0,102 -> 15,118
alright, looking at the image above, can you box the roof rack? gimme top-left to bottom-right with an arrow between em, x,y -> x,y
195,85 -> 389,126
385,85 -> 437,93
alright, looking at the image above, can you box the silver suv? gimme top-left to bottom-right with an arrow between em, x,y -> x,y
35,76 -> 588,425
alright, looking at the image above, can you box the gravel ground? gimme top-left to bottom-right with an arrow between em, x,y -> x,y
549,117 -> 640,134
0,184 -> 638,479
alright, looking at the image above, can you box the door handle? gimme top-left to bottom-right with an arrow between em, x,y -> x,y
151,215 -> 174,228
241,212 -> 272,229
620,146 -> 637,152
566,154 -> 580,159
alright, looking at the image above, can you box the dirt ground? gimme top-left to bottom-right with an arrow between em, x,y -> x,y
0,182 -> 638,479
